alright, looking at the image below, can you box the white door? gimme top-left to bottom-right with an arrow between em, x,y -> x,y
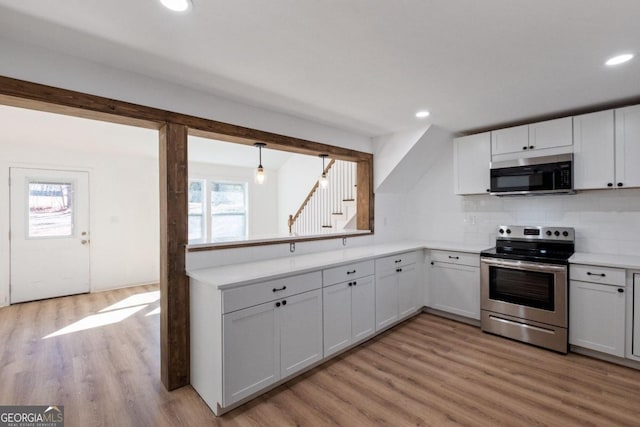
398,264 -> 419,319
10,168 -> 90,303
573,110 -> 615,190
280,289 -> 323,378
569,280 -> 626,357
375,269 -> 399,331
351,275 -> 375,343
615,105 -> 640,188
453,132 -> 491,195
323,282 -> 352,357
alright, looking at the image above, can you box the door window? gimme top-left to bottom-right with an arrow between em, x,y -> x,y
28,181 -> 74,238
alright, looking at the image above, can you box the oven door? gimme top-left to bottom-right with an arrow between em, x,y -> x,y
480,257 -> 567,327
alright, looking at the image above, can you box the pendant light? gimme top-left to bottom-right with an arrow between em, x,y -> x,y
318,154 -> 329,189
254,143 -> 266,184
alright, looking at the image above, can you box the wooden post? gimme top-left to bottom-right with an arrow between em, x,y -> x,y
357,159 -> 374,231
159,123 -> 190,390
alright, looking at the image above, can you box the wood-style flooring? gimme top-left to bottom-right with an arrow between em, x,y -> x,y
1,284 -> 639,426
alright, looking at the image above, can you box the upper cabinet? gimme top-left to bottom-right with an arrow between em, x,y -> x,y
454,103 -> 640,196
615,105 -> 640,189
574,105 -> 640,190
491,117 -> 573,160
490,124 -> 528,156
573,110 -> 615,190
453,132 -> 491,195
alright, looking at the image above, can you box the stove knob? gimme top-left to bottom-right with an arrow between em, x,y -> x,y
506,229 -> 511,234
562,231 -> 569,237
499,228 -> 504,234
546,230 -> 552,236
554,230 -> 560,236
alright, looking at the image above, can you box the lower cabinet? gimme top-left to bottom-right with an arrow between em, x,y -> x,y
222,288 -> 323,406
323,275 -> 375,357
634,274 -> 640,358
569,280 -> 626,357
429,251 -> 480,320
375,251 -> 420,331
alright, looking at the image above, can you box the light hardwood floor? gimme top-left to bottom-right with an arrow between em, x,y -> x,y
1,284 -> 639,426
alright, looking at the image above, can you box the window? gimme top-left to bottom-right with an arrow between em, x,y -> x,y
188,180 -> 205,241
211,182 -> 248,242
28,181 -> 74,238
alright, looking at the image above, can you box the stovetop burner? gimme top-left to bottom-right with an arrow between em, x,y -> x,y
481,225 -> 575,265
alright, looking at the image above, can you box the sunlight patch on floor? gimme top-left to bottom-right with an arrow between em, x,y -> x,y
99,290 -> 160,312
145,307 -> 160,316
43,305 -> 146,338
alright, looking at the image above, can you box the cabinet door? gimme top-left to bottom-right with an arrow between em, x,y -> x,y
398,264 -> 419,319
323,282 -> 352,357
491,124 -> 529,155
615,105 -> 640,188
280,289 -> 323,378
453,133 -> 491,195
223,301 -> 280,406
573,110 -> 615,190
634,274 -> 640,357
375,269 -> 399,331
529,117 -> 573,151
569,280 -> 626,357
351,275 -> 376,343
430,262 -> 480,320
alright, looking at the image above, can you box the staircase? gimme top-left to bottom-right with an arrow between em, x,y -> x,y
288,160 -> 357,235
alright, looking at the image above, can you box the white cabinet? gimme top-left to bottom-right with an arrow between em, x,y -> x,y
323,275 -> 375,357
573,110 -> 615,190
375,251 -> 420,331
529,117 -> 573,152
491,117 -> 572,160
222,300 -> 280,405
574,105 -> 640,190
491,124 -> 529,156
569,279 -> 626,357
280,290 -> 324,378
453,132 -> 491,195
569,264 -> 626,357
615,105 -> 640,189
429,250 -> 480,320
222,288 -> 322,406
634,274 -> 640,358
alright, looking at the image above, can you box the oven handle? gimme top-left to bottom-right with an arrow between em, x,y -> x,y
480,257 -> 567,273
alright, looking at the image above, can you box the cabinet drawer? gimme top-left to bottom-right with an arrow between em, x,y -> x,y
570,264 -> 625,286
323,260 -> 374,286
431,250 -> 479,267
375,251 -> 418,274
223,271 -> 321,314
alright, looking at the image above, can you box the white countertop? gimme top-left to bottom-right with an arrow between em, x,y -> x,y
569,252 -> 640,270
187,240 -> 489,289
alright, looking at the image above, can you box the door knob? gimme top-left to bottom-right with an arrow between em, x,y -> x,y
81,239 -> 90,245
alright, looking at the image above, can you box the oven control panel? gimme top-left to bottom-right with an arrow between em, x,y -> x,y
497,225 -> 574,241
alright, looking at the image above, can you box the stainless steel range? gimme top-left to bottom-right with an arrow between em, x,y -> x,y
480,225 -> 575,353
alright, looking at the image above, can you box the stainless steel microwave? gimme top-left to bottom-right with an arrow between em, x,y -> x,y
489,153 -> 574,196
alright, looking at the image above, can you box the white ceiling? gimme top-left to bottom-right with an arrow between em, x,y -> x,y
0,1 -> 639,137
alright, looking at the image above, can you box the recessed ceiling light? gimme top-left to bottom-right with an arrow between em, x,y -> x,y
415,111 -> 430,118
160,0 -> 192,12
605,53 -> 634,66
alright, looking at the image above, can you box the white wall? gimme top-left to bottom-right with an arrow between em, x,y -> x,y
373,125 -> 429,191
188,162 -> 279,239
276,155 -> 321,234
0,117 -> 159,306
405,135 -> 640,254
